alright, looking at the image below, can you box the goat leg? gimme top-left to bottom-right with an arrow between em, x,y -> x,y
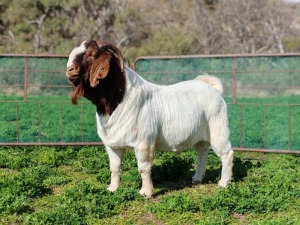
135,143 -> 154,198
106,147 -> 125,192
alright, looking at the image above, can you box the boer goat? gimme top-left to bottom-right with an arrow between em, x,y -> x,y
66,40 -> 234,198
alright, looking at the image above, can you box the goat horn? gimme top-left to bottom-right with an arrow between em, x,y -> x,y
96,41 -> 124,72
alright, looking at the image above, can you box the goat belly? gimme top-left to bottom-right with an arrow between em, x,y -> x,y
149,83 -> 213,152
154,104 -> 209,152
155,127 -> 209,152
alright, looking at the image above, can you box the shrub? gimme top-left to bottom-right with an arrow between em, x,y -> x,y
24,207 -> 84,225
148,194 -> 198,214
96,168 -> 111,184
0,165 -> 53,216
25,182 -> 139,224
0,193 -> 30,215
70,147 -> 108,173
43,175 -> 72,187
200,155 -> 300,214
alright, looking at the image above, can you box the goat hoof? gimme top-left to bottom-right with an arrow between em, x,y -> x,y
192,176 -> 203,184
218,180 -> 229,188
192,180 -> 201,185
139,188 -> 152,198
107,185 -> 118,192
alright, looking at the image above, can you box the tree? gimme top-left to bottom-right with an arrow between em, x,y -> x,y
264,0 -> 291,53
216,0 -> 293,53
0,0 -> 298,55
1,0 -> 117,54
185,0 -> 226,54
0,0 -> 11,53
2,0 -> 68,53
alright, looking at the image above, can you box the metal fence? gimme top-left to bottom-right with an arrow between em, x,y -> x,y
0,54 -> 69,100
0,53 -> 299,153
0,54 -> 100,146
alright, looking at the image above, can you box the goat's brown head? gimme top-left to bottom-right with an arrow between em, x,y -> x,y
66,40 -> 126,115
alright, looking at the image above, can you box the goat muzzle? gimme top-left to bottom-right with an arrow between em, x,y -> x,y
67,66 -> 74,73
67,74 -> 81,86
66,66 -> 81,86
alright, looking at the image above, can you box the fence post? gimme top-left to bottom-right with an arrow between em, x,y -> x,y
263,105 -> 267,149
15,102 -> 19,142
81,102 -> 84,142
23,57 -> 28,101
232,57 -> 237,104
239,104 -> 244,148
288,105 -> 291,150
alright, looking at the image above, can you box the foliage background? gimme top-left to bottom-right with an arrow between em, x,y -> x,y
0,0 -> 299,62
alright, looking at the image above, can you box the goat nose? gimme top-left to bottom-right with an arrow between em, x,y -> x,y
67,66 -> 74,72
66,67 -> 74,77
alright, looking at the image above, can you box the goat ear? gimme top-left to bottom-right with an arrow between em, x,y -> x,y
89,52 -> 112,87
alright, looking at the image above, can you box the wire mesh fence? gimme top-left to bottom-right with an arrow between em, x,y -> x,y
0,54 -> 70,99
0,53 -> 299,153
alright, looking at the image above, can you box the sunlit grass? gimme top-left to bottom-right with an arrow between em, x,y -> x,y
0,146 -> 299,224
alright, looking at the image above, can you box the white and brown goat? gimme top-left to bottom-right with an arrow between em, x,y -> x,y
66,40 -> 234,198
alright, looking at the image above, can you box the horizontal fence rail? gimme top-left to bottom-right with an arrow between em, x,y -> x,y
0,53 -> 300,153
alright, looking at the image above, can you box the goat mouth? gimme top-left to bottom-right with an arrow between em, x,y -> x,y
68,76 -> 81,86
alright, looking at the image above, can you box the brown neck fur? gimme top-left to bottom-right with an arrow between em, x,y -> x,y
71,41 -> 126,116
84,60 -> 126,115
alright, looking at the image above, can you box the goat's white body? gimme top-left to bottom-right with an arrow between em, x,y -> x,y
96,67 -> 233,197
97,67 -> 224,151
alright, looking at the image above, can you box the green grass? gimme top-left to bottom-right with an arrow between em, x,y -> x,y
0,96 -> 99,143
0,146 -> 299,224
1,95 -> 299,151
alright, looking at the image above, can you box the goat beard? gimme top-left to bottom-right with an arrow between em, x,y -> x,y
71,82 -> 84,105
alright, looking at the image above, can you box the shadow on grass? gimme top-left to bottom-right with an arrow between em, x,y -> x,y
232,157 -> 261,182
151,156 -> 260,197
153,180 -> 194,197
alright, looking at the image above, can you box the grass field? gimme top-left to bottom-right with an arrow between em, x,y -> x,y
0,146 -> 299,224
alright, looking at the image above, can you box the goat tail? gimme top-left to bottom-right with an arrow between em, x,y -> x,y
194,75 -> 224,94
